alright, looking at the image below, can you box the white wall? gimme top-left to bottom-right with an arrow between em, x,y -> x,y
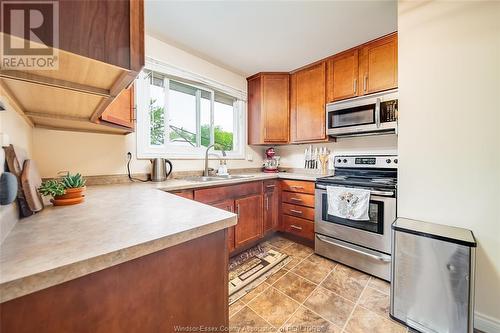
33,35 -> 264,178
278,135 -> 398,168
398,1 -> 500,331
0,100 -> 33,242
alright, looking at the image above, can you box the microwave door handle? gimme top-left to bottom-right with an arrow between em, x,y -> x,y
375,98 -> 381,128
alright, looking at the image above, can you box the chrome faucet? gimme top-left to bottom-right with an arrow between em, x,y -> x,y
204,144 -> 227,176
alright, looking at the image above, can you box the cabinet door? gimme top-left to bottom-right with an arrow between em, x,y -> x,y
359,34 -> 398,95
263,181 -> 279,233
234,194 -> 263,248
100,84 -> 134,129
290,62 -> 327,142
247,75 -> 262,145
263,74 -> 289,143
213,200 -> 236,253
327,49 -> 359,102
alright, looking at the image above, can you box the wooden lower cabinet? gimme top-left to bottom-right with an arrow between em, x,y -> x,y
283,215 -> 314,241
0,231 -> 228,333
280,179 -> 316,243
234,194 -> 263,248
263,180 -> 279,233
213,199 -> 236,253
193,181 -> 264,254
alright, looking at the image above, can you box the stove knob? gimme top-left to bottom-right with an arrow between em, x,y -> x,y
394,158 -> 398,164
343,159 -> 347,163
337,159 -> 342,163
386,159 -> 392,164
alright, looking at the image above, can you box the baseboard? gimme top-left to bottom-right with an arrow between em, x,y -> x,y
476,311 -> 500,333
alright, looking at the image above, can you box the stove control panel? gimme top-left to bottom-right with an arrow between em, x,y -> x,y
334,155 -> 398,169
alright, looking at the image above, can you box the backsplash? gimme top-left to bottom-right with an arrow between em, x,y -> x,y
276,135 -> 398,169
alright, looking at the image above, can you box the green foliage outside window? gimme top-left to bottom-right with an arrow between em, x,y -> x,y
150,99 -> 233,151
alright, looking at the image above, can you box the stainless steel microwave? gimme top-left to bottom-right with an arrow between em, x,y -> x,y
326,89 -> 398,137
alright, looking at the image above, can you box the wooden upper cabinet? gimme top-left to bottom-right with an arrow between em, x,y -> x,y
247,73 -> 289,144
359,33 -> 398,95
100,84 -> 135,129
234,194 -> 263,248
327,49 -> 359,102
59,0 -> 144,72
0,0 -> 144,135
290,62 -> 327,143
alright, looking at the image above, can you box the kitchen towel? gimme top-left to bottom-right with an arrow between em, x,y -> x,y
327,186 -> 370,220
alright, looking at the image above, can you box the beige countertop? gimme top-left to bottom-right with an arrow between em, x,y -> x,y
0,170 -> 329,303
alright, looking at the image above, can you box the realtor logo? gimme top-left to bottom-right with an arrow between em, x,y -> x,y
1,1 -> 59,70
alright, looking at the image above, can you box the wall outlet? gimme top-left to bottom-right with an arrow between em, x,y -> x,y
246,153 -> 253,161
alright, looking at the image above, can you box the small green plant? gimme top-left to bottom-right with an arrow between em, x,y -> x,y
38,180 -> 66,197
61,173 -> 86,189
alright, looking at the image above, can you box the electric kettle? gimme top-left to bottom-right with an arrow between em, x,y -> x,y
150,158 -> 173,182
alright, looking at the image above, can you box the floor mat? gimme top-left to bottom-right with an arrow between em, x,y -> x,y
228,244 -> 289,305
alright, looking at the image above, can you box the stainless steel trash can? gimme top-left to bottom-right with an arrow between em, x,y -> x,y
390,218 -> 476,333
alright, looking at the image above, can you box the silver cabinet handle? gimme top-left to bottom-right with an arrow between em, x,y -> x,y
266,184 -> 276,188
290,185 -> 303,189
265,196 -> 269,210
353,78 -> 357,94
364,75 -> 368,92
316,234 -> 391,262
290,209 -> 303,214
290,197 -> 302,202
290,224 -> 303,231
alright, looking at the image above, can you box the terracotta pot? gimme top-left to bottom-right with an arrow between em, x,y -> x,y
54,186 -> 86,200
51,196 -> 85,206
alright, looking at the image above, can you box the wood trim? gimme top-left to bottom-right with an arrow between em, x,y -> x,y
34,124 -> 129,135
25,112 -> 89,122
0,80 -> 34,127
0,70 -> 110,97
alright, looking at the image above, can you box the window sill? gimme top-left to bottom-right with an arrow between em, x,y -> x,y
136,152 -> 246,160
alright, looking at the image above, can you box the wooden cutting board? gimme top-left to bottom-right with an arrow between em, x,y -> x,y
3,144 -> 34,217
21,159 -> 44,212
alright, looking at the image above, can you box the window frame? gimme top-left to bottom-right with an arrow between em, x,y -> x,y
135,63 -> 246,160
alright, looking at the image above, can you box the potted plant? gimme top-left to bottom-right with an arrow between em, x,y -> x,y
38,173 -> 87,206
59,173 -> 86,200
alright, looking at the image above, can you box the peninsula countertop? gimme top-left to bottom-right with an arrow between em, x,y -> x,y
0,170 -> 330,303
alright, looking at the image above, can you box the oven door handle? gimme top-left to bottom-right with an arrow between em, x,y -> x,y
316,185 -> 394,197
316,234 -> 391,262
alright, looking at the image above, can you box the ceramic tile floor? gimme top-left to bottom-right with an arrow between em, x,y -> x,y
229,235 -> 409,333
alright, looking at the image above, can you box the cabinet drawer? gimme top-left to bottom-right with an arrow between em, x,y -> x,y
283,215 -> 314,241
194,181 -> 262,204
282,203 -> 315,221
282,192 -> 315,208
280,180 -> 315,194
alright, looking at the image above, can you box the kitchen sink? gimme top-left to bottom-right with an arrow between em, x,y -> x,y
183,175 -> 254,182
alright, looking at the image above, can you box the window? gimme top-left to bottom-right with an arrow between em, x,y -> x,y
136,69 -> 245,159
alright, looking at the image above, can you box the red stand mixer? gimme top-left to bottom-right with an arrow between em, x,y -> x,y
262,147 -> 280,173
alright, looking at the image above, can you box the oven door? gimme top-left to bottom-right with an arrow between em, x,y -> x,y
315,186 -> 396,254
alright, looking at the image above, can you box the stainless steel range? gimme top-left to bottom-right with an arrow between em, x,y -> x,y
314,155 -> 398,281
